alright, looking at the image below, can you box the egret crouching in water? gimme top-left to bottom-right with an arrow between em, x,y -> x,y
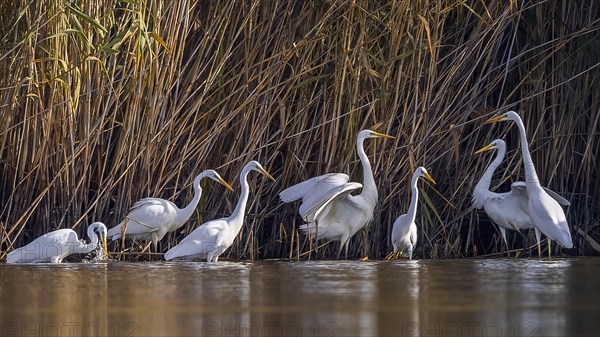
473,139 -> 570,256
107,170 -> 233,251
7,222 -> 108,263
279,129 -> 395,259
388,167 -> 435,260
484,111 -> 573,256
164,161 -> 275,262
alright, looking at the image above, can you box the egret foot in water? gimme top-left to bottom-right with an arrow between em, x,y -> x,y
385,251 -> 402,261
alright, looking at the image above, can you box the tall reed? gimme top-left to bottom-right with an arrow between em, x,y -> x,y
1,0 -> 598,260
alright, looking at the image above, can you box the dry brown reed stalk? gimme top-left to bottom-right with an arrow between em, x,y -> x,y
0,0 -> 598,261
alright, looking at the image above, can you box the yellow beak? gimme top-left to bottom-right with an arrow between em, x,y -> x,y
102,233 -> 108,258
484,113 -> 507,124
217,177 -> 234,192
474,143 -> 496,155
259,167 -> 276,182
423,171 -> 436,185
372,131 -> 395,139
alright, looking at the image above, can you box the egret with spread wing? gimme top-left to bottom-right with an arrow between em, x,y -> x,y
388,167 -> 435,260
107,170 -> 233,250
473,139 -> 570,256
484,111 -> 573,256
279,129 -> 395,259
164,161 -> 275,262
7,222 -> 108,263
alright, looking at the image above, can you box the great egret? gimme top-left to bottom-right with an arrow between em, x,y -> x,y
279,129 -> 395,259
107,170 -> 233,250
388,166 -> 436,260
164,161 -> 275,262
6,222 -> 108,263
473,139 -> 571,256
484,111 -> 573,256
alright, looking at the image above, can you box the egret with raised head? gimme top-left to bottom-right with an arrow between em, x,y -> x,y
107,170 -> 233,250
164,161 -> 275,262
279,129 -> 395,259
473,139 -> 570,256
484,111 -> 573,256
388,167 -> 435,260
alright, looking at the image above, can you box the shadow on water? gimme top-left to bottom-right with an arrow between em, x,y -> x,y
1,258 -> 599,336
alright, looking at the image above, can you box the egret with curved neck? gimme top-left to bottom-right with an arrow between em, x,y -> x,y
164,161 -> 275,262
473,139 -> 570,256
279,129 -> 395,259
485,111 -> 573,256
389,167 -> 435,260
7,222 -> 108,263
106,170 -> 233,251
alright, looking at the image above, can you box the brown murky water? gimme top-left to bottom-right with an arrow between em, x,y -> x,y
0,258 -> 598,337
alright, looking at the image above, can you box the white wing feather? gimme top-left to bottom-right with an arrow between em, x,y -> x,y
164,219 -> 228,260
279,173 -> 350,219
511,182 -> 570,206
302,182 -> 363,222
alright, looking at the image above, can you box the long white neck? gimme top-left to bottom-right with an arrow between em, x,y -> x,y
513,116 -> 540,184
228,166 -> 251,234
473,145 -> 505,209
357,137 -> 377,206
175,175 -> 203,225
77,226 -> 100,254
406,171 -> 421,221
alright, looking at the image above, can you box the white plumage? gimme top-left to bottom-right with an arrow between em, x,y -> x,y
485,111 -> 573,256
390,167 -> 435,260
7,222 -> 108,263
473,139 -> 570,255
279,129 -> 395,258
164,161 -> 275,262
107,170 -> 233,250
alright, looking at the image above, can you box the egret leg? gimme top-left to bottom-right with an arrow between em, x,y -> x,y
499,227 -> 509,257
535,228 -> 542,258
385,251 -> 395,260
344,241 -> 349,260
338,235 -> 349,260
547,240 -> 552,258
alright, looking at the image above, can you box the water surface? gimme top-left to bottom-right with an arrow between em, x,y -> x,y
1,258 -> 598,336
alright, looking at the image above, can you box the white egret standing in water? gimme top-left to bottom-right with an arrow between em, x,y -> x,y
279,129 -> 395,259
6,222 -> 108,263
388,166 -> 436,260
473,139 -> 570,256
107,170 -> 233,250
164,161 -> 275,262
484,111 -> 573,256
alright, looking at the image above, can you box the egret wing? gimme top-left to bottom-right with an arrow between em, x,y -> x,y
528,190 -> 572,248
131,197 -> 172,211
279,173 -> 351,217
511,181 -> 571,206
302,182 -> 363,222
164,219 -> 226,260
279,173 -> 349,202
542,187 -> 570,206
483,185 -> 531,230
409,223 -> 418,246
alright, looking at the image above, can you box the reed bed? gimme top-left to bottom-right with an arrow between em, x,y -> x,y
1,0 -> 598,260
